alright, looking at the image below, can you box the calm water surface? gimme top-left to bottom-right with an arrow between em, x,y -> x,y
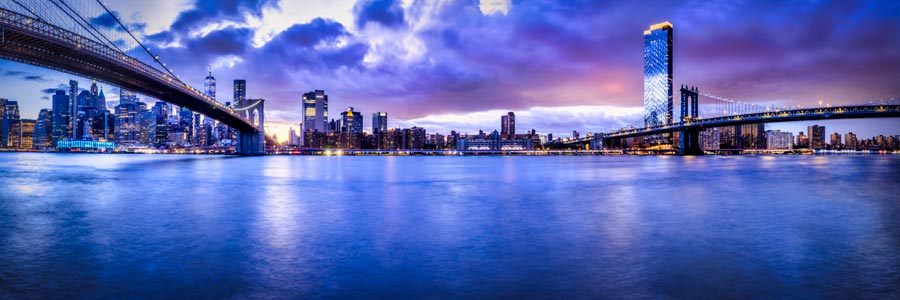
1,153 -> 899,299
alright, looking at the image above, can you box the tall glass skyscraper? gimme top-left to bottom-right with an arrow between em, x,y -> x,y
341,107 -> 363,134
233,79 -> 246,104
372,112 -> 388,134
204,70 -> 216,100
643,21 -> 674,127
302,90 -> 328,133
51,90 -> 69,146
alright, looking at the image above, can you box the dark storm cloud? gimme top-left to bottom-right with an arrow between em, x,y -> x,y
90,12 -> 119,29
185,27 -> 254,55
4,70 -> 49,82
354,0 -> 406,29
170,0 -> 276,33
260,18 -> 365,69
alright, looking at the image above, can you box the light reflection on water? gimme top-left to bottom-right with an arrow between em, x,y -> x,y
0,153 -> 899,299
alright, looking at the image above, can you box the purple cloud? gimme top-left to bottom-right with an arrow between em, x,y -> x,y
354,0 -> 406,29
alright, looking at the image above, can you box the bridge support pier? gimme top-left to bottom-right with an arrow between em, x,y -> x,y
678,128 -> 703,156
237,130 -> 265,155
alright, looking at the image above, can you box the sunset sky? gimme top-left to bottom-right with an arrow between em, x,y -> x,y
2,0 -> 899,140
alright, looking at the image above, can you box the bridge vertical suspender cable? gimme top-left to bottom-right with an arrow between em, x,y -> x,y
93,0 -> 182,82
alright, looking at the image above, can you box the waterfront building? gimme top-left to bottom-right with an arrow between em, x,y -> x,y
457,129 -> 533,151
68,80 -> 78,140
51,90 -> 69,146
699,127 -> 720,150
766,130 -> 793,150
372,112 -> 388,134
14,119 -> 35,149
114,97 -> 142,145
740,124 -> 766,149
33,109 -> 52,149
287,127 -> 298,146
91,110 -> 115,142
644,21 -> 674,128
140,110 -> 156,145
501,112 -> 516,139
808,125 -> 826,149
341,107 -> 364,134
830,132 -> 842,149
1,100 -> 21,148
0,99 -> 15,148
302,90 -> 329,137
719,126 -> 740,149
797,132 -> 809,148
56,140 -> 116,150
844,132 -> 858,150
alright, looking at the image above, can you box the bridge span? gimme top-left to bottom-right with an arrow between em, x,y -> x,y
0,4 -> 269,155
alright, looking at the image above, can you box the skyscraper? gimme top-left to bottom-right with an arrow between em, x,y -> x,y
115,90 -> 142,144
808,125 -> 825,149
501,111 -> 515,138
643,22 -> 674,128
96,87 -> 106,111
372,112 -> 388,134
69,80 -> 78,139
341,107 -> 363,134
302,90 -> 329,133
204,69 -> 216,100
740,123 -> 766,149
120,89 -> 137,105
233,79 -> 246,105
830,132 -> 842,149
844,132 -> 858,150
51,90 -> 69,146
1,99 -> 19,148
33,108 -> 52,149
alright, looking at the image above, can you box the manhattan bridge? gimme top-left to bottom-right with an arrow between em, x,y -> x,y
0,0 -> 271,155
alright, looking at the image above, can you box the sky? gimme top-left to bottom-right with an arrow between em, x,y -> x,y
1,0 -> 900,141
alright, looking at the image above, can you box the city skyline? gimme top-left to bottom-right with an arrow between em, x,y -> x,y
1,0 -> 900,141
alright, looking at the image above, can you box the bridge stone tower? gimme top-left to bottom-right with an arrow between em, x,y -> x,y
678,86 -> 702,155
234,98 -> 265,155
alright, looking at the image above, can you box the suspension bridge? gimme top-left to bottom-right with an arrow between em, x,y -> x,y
564,86 -> 900,155
0,0 -> 271,155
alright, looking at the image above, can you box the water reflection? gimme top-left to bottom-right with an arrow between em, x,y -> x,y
0,153 -> 898,299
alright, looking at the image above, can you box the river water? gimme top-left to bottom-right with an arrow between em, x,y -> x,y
1,153 -> 898,299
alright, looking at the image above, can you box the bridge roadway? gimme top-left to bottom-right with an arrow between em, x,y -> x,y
604,102 -> 900,139
0,7 -> 269,154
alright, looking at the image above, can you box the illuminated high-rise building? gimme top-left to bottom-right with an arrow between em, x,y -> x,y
69,80 -> 78,139
341,107 -> 363,134
643,22 -> 674,128
204,68 -> 216,101
808,125 -> 825,149
844,132 -> 858,150
372,112 -> 388,134
302,90 -> 329,133
1,99 -> 19,148
51,90 -> 69,146
233,79 -> 246,104
33,109 -> 52,149
501,111 -> 515,139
